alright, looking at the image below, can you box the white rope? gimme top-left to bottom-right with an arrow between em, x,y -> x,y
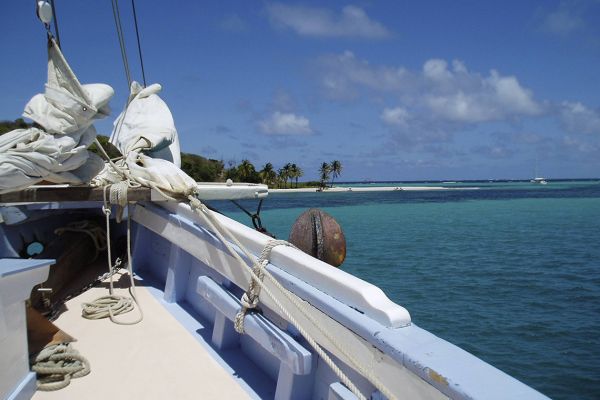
81,187 -> 143,325
109,180 -> 129,222
234,239 -> 294,334
189,196 -> 398,400
32,342 -> 90,391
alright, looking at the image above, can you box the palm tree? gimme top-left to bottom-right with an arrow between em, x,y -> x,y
259,162 -> 276,186
319,162 -> 331,190
237,159 -> 255,182
330,160 -> 342,188
278,167 -> 288,189
282,163 -> 293,188
294,165 -> 303,188
289,164 -> 298,188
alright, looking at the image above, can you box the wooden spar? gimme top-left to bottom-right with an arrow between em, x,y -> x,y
0,183 -> 268,204
0,185 -> 152,204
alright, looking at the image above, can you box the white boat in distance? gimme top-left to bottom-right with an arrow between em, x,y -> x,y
530,177 -> 548,185
0,3 -> 550,400
531,157 -> 548,184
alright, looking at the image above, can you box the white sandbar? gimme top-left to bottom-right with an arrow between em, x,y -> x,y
269,186 -> 478,193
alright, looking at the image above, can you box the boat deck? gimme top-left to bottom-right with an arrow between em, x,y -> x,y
33,273 -> 252,400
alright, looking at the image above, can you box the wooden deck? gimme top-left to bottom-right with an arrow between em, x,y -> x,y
33,274 -> 251,400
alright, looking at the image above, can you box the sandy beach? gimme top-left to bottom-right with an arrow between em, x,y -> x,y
269,186 -> 479,193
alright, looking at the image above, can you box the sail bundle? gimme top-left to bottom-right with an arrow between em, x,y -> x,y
0,35 -> 188,196
0,38 -> 114,194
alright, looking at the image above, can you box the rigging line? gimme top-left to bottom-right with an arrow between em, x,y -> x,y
110,0 -> 132,88
130,0 -> 147,87
49,0 -> 61,48
230,200 -> 254,218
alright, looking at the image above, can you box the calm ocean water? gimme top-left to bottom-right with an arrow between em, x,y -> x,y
213,180 -> 600,400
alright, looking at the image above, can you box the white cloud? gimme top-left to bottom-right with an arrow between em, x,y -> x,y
317,51 -> 410,99
489,71 -> 541,115
425,70 -> 541,123
560,102 -> 600,135
318,52 -> 542,123
426,92 -> 496,123
423,59 -> 453,82
381,107 -> 410,127
258,112 -> 313,135
540,4 -> 584,36
266,4 -> 390,39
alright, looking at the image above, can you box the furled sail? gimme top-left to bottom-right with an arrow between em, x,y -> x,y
109,81 -> 181,167
0,38 -> 114,194
94,80 -> 190,196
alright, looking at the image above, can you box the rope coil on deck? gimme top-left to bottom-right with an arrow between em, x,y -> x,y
234,239 -> 295,334
80,183 -> 143,325
32,343 -> 90,391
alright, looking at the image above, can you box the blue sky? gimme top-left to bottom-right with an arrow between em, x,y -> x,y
2,1 -> 599,181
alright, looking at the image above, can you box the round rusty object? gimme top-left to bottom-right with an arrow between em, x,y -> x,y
288,208 -> 346,267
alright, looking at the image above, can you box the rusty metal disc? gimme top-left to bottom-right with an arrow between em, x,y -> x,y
288,208 -> 346,267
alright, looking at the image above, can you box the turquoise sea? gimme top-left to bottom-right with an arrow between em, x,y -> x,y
214,180 -> 600,400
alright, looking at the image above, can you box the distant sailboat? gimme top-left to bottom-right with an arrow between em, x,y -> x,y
530,157 -> 547,185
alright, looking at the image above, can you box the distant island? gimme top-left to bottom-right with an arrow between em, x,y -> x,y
0,118 -> 342,190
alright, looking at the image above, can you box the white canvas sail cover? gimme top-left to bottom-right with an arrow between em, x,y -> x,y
93,81 -> 189,196
0,38 -> 113,194
110,81 -> 181,167
126,153 -> 196,194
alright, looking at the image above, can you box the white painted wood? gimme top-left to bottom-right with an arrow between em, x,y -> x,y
194,182 -> 268,200
158,201 -> 411,328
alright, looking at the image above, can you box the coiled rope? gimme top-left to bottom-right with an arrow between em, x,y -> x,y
32,343 -> 90,391
80,184 -> 143,325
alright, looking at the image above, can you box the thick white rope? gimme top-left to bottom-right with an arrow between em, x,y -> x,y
189,196 -> 398,400
234,239 -> 294,334
81,186 -> 143,325
32,342 -> 90,391
109,180 -> 130,222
